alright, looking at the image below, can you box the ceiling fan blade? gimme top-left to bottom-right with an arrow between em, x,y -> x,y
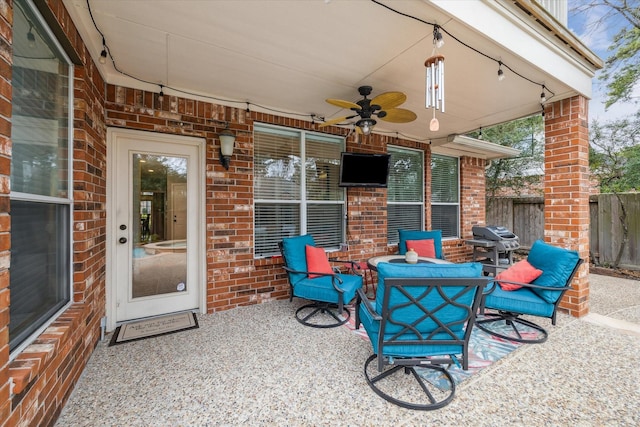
379,108 -> 417,123
318,115 -> 353,127
371,92 -> 407,110
326,98 -> 361,109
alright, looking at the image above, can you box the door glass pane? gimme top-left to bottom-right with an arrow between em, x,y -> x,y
132,154 -> 188,297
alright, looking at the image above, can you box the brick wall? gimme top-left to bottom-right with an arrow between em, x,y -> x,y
2,0 -> 107,426
544,96 -> 590,317
0,1 -> 12,424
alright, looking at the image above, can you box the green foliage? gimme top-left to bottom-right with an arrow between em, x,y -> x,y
601,26 -> 640,108
468,115 -> 544,197
571,0 -> 640,109
589,111 -> 640,193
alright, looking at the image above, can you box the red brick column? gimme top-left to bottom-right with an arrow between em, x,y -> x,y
0,1 -> 12,423
544,95 -> 590,317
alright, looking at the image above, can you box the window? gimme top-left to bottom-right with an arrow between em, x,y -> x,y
387,146 -> 424,244
10,0 -> 73,353
254,125 -> 344,257
431,154 -> 459,238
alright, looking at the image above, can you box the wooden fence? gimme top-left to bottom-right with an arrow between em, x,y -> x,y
486,193 -> 640,269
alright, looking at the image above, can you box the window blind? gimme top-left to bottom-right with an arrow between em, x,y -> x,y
431,155 -> 459,238
387,146 -> 424,244
254,125 -> 344,257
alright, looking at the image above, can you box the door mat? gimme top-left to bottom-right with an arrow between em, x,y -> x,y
109,312 -> 199,346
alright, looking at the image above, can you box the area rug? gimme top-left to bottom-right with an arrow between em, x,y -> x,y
109,312 -> 199,346
344,305 -> 534,389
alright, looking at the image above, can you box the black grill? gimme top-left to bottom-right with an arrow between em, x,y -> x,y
466,225 -> 520,275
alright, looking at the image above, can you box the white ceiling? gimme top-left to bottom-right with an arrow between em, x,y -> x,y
61,0 -> 599,149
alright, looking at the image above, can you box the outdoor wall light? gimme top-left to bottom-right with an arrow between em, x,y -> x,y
219,128 -> 236,170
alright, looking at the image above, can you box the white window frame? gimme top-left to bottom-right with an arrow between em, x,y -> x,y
253,124 -> 345,257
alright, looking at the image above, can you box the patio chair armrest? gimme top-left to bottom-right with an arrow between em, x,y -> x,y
356,288 -> 381,321
282,265 -> 345,293
483,281 -> 498,295
488,279 -> 573,293
328,257 -> 360,274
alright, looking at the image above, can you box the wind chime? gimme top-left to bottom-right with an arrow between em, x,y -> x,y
425,26 -> 445,131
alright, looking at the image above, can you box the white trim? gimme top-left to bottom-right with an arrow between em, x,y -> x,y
106,128 -> 206,331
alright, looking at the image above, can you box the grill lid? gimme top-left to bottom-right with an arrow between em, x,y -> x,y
472,225 -> 517,241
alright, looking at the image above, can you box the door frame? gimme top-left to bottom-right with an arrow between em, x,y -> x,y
105,128 -> 206,331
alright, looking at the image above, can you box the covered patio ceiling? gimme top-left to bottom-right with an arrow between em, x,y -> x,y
62,0 -> 601,149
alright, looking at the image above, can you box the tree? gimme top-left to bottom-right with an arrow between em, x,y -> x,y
571,0 -> 640,108
589,111 -> 640,267
469,115 -> 545,199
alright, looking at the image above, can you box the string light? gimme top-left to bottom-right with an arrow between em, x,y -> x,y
158,84 -> 164,102
497,61 -> 505,81
99,37 -> 107,64
27,23 -> 36,48
433,25 -> 444,49
84,0 -> 557,135
371,0 -> 556,106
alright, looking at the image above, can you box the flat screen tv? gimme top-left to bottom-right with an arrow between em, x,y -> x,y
338,152 -> 391,188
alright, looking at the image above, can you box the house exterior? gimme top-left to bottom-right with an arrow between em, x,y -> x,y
0,0 -> 600,425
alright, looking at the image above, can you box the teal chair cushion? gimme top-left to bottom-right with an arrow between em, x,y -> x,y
527,240 -> 580,304
398,229 -> 443,259
293,273 -> 361,306
358,304 -> 465,357
374,262 -> 483,317
281,234 -> 315,285
483,285 -> 555,318
360,262 -> 483,358
281,234 -> 363,305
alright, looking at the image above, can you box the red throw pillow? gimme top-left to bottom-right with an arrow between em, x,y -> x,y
495,260 -> 543,291
405,239 -> 436,258
305,245 -> 334,278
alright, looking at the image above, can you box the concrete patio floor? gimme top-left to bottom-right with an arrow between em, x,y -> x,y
55,274 -> 640,426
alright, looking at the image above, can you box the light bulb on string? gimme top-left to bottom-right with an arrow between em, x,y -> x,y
27,24 -> 36,48
99,37 -> 107,64
433,26 -> 444,49
540,85 -> 546,103
497,62 -> 505,81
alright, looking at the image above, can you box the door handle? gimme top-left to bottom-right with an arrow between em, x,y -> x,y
119,237 -> 127,244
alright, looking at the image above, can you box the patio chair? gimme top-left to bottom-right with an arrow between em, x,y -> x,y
397,229 -> 445,260
356,262 -> 487,410
476,239 -> 583,344
279,234 -> 363,328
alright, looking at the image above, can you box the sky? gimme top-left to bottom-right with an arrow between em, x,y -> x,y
567,0 -> 639,122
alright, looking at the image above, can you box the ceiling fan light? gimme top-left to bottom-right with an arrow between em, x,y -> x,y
356,118 -> 375,135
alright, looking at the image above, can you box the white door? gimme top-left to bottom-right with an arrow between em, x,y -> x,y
108,129 -> 204,325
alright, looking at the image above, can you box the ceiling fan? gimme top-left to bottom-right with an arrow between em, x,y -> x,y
319,85 -> 417,135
